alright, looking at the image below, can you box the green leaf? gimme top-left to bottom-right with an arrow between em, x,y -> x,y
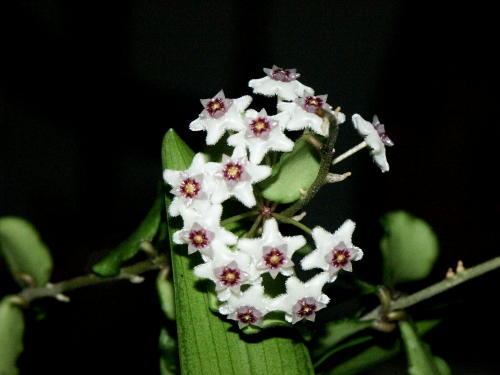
92,194 -> 163,277
399,321 -> 439,375
159,328 -> 179,375
433,356 -> 452,375
313,319 -> 372,358
380,211 -> 439,286
157,269 -> 175,320
162,129 -> 314,375
0,217 -> 53,287
260,135 -> 320,204
0,296 -> 25,375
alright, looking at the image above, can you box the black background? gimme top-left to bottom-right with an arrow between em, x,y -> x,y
1,1 -> 498,374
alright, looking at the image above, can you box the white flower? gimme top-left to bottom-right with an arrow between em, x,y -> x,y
278,95 -> 346,136
248,65 -> 314,101
301,220 -> 363,282
173,204 -> 237,258
220,284 -> 272,329
189,90 -> 252,145
193,247 -> 259,301
227,109 -> 294,164
208,147 -> 271,207
163,153 -> 214,217
352,114 -> 394,172
238,218 -> 305,279
272,273 -> 330,324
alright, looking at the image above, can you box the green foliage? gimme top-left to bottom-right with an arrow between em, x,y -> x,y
0,217 -> 53,287
157,269 -> 175,320
0,297 -> 25,375
399,321 -> 439,375
260,135 -> 320,203
380,211 -> 439,286
92,194 -> 163,277
159,328 -> 179,375
162,129 -> 314,375
313,320 -> 372,358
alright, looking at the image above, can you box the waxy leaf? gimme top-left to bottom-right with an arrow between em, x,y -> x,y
0,217 -> 53,287
399,321 -> 439,375
260,135 -> 320,203
380,211 -> 439,286
313,319 -> 372,358
157,268 -> 175,320
0,297 -> 25,375
159,328 -> 179,375
162,129 -> 314,375
92,194 -> 163,277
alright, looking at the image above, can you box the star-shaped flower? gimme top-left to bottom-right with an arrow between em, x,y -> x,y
277,95 -> 346,136
352,114 -> 394,172
173,204 -> 237,258
163,153 -> 214,217
220,284 -> 272,329
301,220 -> 363,282
248,65 -> 314,101
227,109 -> 294,164
193,247 -> 259,301
238,218 -> 305,279
189,90 -> 252,145
272,272 -> 330,324
208,147 -> 271,207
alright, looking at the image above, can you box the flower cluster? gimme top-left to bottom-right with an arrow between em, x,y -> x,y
164,66 -> 391,329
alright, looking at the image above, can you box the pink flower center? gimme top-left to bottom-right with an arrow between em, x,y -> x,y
296,298 -> 317,318
237,307 -> 258,324
223,162 -> 244,181
249,117 -> 271,136
373,122 -> 394,147
271,68 -> 295,82
188,230 -> 209,248
263,248 -> 285,269
179,178 -> 201,199
303,96 -> 324,113
331,248 -> 351,268
218,266 -> 241,287
205,98 -> 227,119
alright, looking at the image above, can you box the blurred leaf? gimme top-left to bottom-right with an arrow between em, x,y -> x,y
260,135 -> 320,204
92,194 -> 163,277
399,321 -> 439,375
162,129 -> 314,375
313,320 -> 372,358
159,328 -> 179,375
433,356 -> 451,375
380,211 -> 439,286
157,269 -> 175,320
0,217 -> 53,287
0,296 -> 25,375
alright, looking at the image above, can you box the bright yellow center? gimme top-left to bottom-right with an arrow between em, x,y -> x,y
335,254 -> 346,263
269,254 -> 281,265
227,166 -> 240,177
193,234 -> 204,244
184,183 -> 197,194
254,121 -> 266,131
225,272 -> 236,282
211,102 -> 221,110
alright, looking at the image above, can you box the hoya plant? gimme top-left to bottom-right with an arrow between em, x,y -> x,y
1,66 -> 499,375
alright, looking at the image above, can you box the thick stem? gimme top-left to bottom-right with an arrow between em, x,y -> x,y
280,110 -> 339,217
17,255 -> 167,304
332,141 -> 368,165
272,212 -> 313,235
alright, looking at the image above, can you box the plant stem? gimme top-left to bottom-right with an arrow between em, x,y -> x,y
332,141 -> 368,165
279,110 -> 339,217
220,210 -> 258,226
272,212 -> 312,235
244,215 -> 263,238
16,255 -> 168,304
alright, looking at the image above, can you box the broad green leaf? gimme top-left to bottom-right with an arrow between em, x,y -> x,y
399,321 -> 439,375
0,217 -> 53,287
162,129 -> 314,375
0,296 -> 25,375
260,135 -> 320,203
159,328 -> 179,375
313,319 -> 372,358
157,269 -> 175,320
92,194 -> 163,277
433,356 -> 452,375
380,211 -> 439,286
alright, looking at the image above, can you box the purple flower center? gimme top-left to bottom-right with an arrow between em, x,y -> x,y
236,306 -> 259,325
302,96 -> 324,113
223,162 -> 244,181
373,121 -> 394,147
218,266 -> 241,287
331,248 -> 351,268
269,68 -> 298,82
180,177 -> 201,199
295,298 -> 317,318
263,248 -> 285,269
249,117 -> 272,136
205,97 -> 228,119
188,229 -> 209,248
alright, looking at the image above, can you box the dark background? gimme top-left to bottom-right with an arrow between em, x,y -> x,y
1,1 -> 498,374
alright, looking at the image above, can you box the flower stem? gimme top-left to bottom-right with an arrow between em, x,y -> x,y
16,255 -> 168,304
272,212 -> 312,235
221,210 -> 259,226
332,141 -> 368,166
243,215 -> 263,238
